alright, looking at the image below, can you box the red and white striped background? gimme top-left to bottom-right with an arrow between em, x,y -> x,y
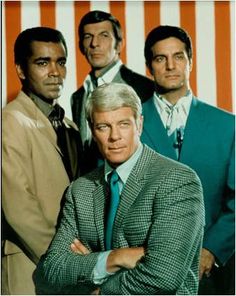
2,1 -> 235,119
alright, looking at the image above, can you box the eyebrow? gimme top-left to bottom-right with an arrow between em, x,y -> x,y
33,56 -> 66,62
153,51 -> 185,58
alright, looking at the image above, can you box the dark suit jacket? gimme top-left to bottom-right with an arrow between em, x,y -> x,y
141,96 -> 235,265
71,65 -> 155,128
35,145 -> 204,295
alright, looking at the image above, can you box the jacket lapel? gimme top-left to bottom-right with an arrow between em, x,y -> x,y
179,97 -> 208,163
93,175 -> 107,250
112,146 -> 150,240
17,93 -> 61,153
142,97 -> 177,160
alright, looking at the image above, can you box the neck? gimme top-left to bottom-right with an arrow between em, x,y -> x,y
92,57 -> 119,78
22,86 -> 56,106
155,86 -> 190,105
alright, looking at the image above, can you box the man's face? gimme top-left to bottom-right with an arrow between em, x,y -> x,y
82,21 -> 121,71
150,37 -> 192,96
17,41 -> 67,102
92,107 -> 143,168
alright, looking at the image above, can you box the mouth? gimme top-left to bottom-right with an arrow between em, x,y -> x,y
109,146 -> 125,152
90,52 -> 103,59
46,83 -> 63,88
165,74 -> 179,79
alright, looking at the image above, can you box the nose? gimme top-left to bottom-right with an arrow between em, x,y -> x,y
91,36 -> 99,48
166,57 -> 175,70
48,63 -> 60,77
109,126 -> 121,141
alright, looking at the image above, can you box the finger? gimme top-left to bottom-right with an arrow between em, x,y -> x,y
73,238 -> 90,254
199,266 -> 206,280
70,243 -> 82,254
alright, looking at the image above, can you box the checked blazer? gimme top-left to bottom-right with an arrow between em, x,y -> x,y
35,145 -> 204,295
141,96 -> 235,266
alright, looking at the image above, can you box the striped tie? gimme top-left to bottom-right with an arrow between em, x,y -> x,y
105,170 -> 120,250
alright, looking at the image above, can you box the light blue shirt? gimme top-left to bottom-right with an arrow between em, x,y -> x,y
93,143 -> 143,284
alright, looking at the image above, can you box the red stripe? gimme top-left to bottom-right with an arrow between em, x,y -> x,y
74,1 -> 91,88
180,1 -> 197,96
215,1 -> 232,112
110,1 -> 126,64
144,1 -> 160,77
5,1 -> 21,103
40,1 -> 56,28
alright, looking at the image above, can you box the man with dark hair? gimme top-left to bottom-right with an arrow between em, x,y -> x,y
71,10 -> 154,169
35,83 -> 204,295
141,25 -> 235,295
2,26 -> 83,294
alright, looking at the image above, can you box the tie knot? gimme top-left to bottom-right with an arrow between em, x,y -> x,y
110,170 -> 119,184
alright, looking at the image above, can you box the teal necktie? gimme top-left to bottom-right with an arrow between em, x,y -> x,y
105,170 -> 120,250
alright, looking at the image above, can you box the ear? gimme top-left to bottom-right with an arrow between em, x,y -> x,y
138,115 -> 144,136
189,58 -> 193,72
146,63 -> 153,76
116,39 -> 124,55
15,64 -> 26,80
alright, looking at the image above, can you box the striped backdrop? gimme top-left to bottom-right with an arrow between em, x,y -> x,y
2,1 -> 235,119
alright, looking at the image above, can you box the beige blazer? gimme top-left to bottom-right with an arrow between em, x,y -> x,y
2,91 -> 77,294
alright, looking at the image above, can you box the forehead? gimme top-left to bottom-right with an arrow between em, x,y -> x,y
83,20 -> 114,35
151,37 -> 186,54
29,41 -> 67,58
93,107 -> 135,123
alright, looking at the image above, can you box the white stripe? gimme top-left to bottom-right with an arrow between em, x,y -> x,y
230,1 -> 235,112
160,0 -> 180,27
125,1 -> 146,75
21,1 -> 40,30
90,1 -> 109,13
2,2 -> 7,107
55,1 -> 77,119
195,1 -> 216,106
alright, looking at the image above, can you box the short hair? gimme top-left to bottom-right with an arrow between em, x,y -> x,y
14,26 -> 67,70
144,25 -> 193,69
78,10 -> 123,54
85,83 -> 142,126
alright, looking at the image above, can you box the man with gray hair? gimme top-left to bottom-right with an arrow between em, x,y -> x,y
35,83 -> 204,295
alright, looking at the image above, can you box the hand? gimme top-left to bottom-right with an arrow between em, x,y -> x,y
199,248 -> 215,280
107,246 -> 145,273
70,238 -> 90,255
91,287 -> 100,295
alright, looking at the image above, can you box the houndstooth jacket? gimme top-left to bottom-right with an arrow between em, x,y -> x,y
35,145 -> 205,295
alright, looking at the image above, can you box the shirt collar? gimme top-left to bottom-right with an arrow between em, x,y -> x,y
25,90 -> 55,118
154,90 -> 192,115
104,143 -> 143,185
83,59 -> 123,93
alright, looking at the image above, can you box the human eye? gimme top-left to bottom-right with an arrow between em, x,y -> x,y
35,60 -> 48,67
58,59 -> 66,67
119,120 -> 130,128
96,123 -> 109,131
83,33 -> 92,40
101,32 -> 110,38
153,55 -> 166,63
175,53 -> 185,60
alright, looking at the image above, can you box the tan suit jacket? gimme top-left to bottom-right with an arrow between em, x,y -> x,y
2,91 -> 77,294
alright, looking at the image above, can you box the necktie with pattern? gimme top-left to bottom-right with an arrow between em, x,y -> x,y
105,170 -> 120,250
165,105 -> 184,159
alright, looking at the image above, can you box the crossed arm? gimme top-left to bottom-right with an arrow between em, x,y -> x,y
71,238 -> 144,273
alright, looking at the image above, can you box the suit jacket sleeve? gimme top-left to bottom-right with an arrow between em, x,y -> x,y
100,166 -> 204,295
34,181 -> 100,294
203,134 -> 235,264
2,112 -> 59,263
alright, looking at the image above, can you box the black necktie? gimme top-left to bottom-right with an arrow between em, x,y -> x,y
49,105 -> 73,181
